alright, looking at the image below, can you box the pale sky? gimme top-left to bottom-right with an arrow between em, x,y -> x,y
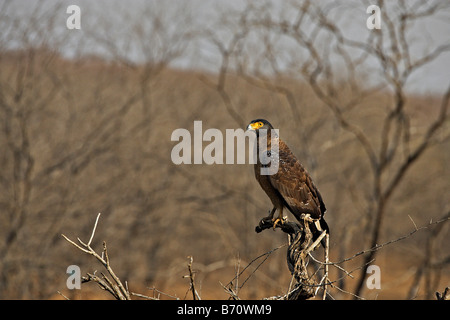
2,0 -> 449,94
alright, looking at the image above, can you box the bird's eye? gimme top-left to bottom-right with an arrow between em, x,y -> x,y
257,122 -> 263,127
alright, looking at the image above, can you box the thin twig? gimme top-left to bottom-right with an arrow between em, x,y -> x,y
56,291 -> 70,300
61,213 -> 131,300
408,215 -> 418,231
333,216 -> 449,265
183,256 -> 201,300
88,213 -> 101,247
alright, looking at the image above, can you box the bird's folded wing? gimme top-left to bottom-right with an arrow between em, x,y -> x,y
269,148 -> 324,220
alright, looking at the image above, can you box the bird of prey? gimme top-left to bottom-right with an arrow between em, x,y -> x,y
246,119 -> 329,245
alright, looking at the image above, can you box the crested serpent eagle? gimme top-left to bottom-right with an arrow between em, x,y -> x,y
247,119 -> 329,245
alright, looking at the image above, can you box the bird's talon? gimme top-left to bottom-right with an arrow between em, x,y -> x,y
272,217 -> 285,229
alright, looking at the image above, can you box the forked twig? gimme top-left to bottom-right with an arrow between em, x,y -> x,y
61,213 -> 131,300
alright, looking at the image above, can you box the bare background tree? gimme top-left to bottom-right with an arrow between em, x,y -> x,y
0,0 -> 448,299
205,0 -> 450,299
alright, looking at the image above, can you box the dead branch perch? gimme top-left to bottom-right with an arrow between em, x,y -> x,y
255,217 -> 326,300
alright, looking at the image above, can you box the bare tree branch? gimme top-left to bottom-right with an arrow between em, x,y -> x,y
61,213 -> 131,300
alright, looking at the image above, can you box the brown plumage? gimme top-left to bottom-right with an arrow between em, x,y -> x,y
247,119 -> 329,244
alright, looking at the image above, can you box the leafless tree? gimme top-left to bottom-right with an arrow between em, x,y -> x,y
205,0 -> 450,298
0,1 -> 193,298
1,0 -> 448,300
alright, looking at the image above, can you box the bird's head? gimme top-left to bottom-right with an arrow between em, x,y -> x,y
246,119 -> 274,132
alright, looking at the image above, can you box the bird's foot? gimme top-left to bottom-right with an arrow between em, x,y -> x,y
272,216 -> 286,230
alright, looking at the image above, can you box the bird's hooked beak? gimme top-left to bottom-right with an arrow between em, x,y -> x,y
247,121 -> 264,131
